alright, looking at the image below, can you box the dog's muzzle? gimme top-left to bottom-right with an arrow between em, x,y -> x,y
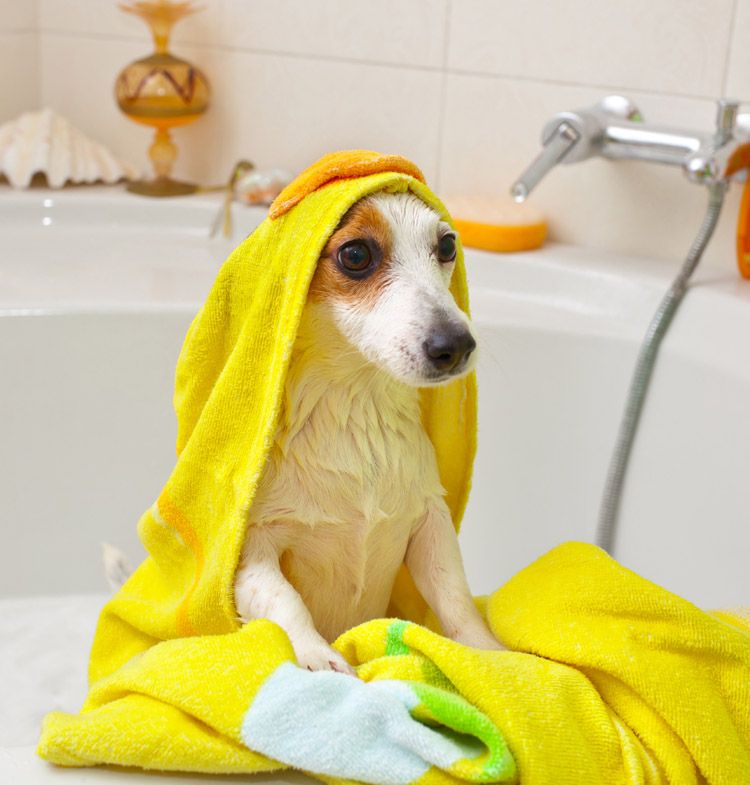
422,324 -> 476,374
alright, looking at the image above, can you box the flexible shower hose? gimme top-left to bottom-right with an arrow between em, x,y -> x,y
595,182 -> 728,553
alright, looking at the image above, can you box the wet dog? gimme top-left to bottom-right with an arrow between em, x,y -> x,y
232,192 -> 501,673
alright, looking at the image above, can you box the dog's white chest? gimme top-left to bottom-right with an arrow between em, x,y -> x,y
248,357 -> 444,640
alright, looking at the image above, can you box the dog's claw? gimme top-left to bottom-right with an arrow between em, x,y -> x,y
295,640 -> 356,675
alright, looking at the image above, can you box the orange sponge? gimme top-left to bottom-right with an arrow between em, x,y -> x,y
445,196 -> 547,253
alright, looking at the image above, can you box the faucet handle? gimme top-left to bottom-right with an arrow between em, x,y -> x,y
716,99 -> 740,143
510,121 -> 580,202
509,95 -> 643,202
686,99 -> 750,183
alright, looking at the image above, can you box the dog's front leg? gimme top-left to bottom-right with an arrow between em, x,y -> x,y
405,501 -> 504,650
234,523 -> 355,674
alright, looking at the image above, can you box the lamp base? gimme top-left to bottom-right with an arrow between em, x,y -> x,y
126,177 -> 198,197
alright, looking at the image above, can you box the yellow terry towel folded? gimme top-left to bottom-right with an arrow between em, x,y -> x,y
38,151 -> 750,784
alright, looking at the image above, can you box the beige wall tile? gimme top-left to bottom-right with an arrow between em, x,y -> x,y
39,33 -> 443,185
37,0 -> 224,45
38,0 -> 146,37
38,33 -> 147,171
180,46 -> 444,184
217,0 -> 447,68
438,73 -> 739,268
447,0 -> 734,98
37,0 -> 448,67
0,32 -> 39,123
0,0 -> 36,31
725,0 -> 750,101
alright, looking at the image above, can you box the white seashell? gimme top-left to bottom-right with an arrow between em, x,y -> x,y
0,108 -> 139,189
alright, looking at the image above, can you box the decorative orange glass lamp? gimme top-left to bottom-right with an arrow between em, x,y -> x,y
115,0 -> 210,196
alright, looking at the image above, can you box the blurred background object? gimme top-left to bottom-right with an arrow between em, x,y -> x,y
207,160 -> 293,238
0,108 -> 138,188
115,0 -> 210,196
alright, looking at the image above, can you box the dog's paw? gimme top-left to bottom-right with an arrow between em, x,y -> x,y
294,639 -> 356,676
451,623 -> 506,651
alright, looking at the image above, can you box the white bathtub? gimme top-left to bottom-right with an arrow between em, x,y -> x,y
2,186 -> 749,781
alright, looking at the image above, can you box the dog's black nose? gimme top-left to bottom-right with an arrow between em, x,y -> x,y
423,326 -> 476,373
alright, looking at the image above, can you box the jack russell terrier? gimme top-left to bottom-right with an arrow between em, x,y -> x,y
106,190 -> 502,675
232,191 -> 502,674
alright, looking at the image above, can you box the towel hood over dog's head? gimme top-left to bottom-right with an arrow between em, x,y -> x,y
89,150 -> 477,682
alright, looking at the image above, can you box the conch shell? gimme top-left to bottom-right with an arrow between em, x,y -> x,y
0,108 -> 139,188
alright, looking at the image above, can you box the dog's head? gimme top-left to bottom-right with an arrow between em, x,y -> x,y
307,192 -> 476,387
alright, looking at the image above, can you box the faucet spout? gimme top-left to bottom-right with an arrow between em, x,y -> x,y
509,95 -> 750,200
511,121 -> 580,202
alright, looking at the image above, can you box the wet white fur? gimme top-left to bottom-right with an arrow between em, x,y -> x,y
233,192 -> 501,673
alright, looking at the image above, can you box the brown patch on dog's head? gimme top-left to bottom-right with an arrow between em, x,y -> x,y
308,197 -> 394,310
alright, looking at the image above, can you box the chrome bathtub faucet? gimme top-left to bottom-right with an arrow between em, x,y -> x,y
511,95 -> 750,202
512,96 -> 750,553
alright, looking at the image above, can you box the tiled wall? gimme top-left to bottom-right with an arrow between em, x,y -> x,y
0,0 -> 38,118
5,0 -> 750,266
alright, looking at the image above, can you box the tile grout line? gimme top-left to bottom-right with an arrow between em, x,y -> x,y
434,0 -> 452,193
33,27 -> 727,105
34,27 -> 444,73
443,67 -> 723,104
721,0 -> 741,98
33,0 -> 41,109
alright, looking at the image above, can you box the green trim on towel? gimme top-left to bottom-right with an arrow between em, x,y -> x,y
386,620 -> 412,656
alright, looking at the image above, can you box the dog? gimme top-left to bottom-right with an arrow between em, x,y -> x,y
105,191 -> 502,673
232,191 -> 502,674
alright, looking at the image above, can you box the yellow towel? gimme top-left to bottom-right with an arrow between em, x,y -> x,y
38,152 -> 750,784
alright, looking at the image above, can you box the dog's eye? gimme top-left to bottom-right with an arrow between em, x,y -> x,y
437,233 -> 457,263
337,241 -> 374,276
